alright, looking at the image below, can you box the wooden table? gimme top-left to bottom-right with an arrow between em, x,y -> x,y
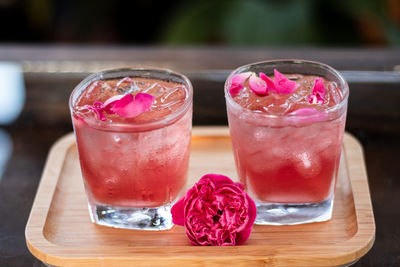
0,45 -> 399,266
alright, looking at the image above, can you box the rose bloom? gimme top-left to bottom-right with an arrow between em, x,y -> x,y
171,174 -> 256,246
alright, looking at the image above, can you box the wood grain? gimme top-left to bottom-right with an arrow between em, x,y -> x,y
25,127 -> 375,266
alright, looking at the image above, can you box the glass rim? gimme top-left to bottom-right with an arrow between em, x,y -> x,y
224,59 -> 349,119
69,67 -> 193,131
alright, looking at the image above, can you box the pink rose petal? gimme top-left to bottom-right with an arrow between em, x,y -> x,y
171,174 -> 256,246
313,78 -> 325,97
229,72 -> 252,96
259,72 -> 276,93
171,197 -> 185,226
111,93 -> 155,118
84,104 -> 106,121
308,78 -> 325,104
235,194 -> 257,245
229,83 -> 244,96
103,94 -> 125,107
249,75 -> 267,95
273,69 -> 298,94
83,92 -> 155,120
231,72 -> 252,85
107,94 -> 133,113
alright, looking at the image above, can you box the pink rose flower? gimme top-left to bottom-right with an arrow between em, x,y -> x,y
171,174 -> 256,246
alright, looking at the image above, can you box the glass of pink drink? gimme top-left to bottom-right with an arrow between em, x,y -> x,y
69,68 -> 193,230
225,60 -> 349,225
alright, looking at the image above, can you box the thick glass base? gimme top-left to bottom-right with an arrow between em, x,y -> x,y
255,197 -> 334,225
88,203 -> 173,230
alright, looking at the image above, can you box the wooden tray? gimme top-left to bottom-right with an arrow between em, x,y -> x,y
25,127 -> 375,267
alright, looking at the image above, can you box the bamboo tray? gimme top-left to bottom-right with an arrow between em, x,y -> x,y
26,127 -> 375,267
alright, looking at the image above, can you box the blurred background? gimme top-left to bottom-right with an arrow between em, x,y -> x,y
0,0 -> 399,46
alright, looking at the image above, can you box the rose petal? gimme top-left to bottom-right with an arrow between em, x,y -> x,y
171,197 -> 185,226
313,78 -> 325,98
247,195 -> 257,225
107,94 -> 133,113
231,72 -> 252,85
200,173 -> 235,186
103,94 -> 126,107
229,72 -> 252,96
234,182 -> 244,191
229,83 -> 243,96
273,69 -> 298,94
259,72 -> 275,93
249,75 -> 267,95
110,93 -> 155,118
308,78 -> 325,104
235,195 -> 256,245
93,101 -> 104,109
102,95 -> 127,115
84,104 -> 106,121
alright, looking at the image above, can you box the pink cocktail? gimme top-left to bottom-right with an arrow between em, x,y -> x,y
225,60 -> 348,225
70,68 -> 193,230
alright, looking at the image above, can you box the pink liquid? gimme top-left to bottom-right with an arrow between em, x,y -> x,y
227,74 -> 346,203
73,77 -> 192,207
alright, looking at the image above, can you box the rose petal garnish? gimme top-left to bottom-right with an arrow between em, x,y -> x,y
230,70 -> 299,96
313,78 -> 325,97
273,69 -> 298,94
103,94 -> 126,107
111,93 -> 155,118
259,72 -> 275,93
231,72 -> 252,85
83,93 -> 155,120
171,174 -> 256,246
248,75 -> 267,96
229,72 -> 252,96
308,78 -> 325,104
84,104 -> 106,121
229,83 -> 244,96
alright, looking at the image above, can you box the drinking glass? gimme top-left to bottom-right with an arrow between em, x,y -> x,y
225,60 -> 349,225
69,68 -> 193,230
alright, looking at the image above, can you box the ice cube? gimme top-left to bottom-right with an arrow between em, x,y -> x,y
143,82 -> 165,97
100,82 -> 112,94
327,82 -> 342,104
161,86 -> 183,103
287,74 -> 304,81
253,128 -> 268,141
293,151 -> 321,179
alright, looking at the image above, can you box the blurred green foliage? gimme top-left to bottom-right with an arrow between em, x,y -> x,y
161,0 -> 400,46
1,0 -> 398,46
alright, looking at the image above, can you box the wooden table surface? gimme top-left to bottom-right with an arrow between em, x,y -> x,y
0,45 -> 399,266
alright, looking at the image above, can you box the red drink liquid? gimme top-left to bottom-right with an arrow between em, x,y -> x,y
73,77 -> 191,207
225,60 -> 348,225
70,69 -> 193,230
